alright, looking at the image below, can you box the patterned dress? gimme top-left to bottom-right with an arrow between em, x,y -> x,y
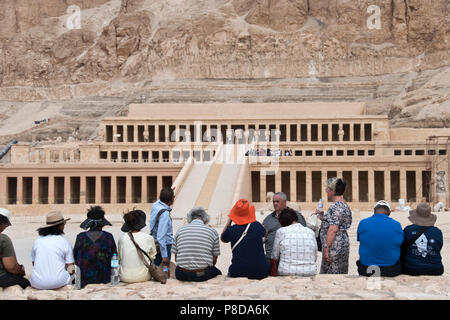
73,231 -> 117,288
319,201 -> 352,274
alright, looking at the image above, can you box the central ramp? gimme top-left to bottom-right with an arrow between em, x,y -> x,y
171,144 -> 250,225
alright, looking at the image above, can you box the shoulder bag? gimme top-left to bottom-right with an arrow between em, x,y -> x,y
150,208 -> 168,254
231,223 -> 251,251
128,232 -> 167,284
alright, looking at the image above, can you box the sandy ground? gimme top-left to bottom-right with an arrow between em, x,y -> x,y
1,209 -> 450,300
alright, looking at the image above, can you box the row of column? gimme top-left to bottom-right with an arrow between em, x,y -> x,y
257,168 -> 424,203
106,123 -> 372,144
8,175 -> 174,205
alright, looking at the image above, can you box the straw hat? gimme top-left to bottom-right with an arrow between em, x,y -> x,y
0,208 -> 11,226
229,199 -> 256,225
39,211 -> 70,229
408,203 -> 437,227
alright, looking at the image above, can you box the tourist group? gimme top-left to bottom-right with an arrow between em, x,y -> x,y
0,177 -> 444,290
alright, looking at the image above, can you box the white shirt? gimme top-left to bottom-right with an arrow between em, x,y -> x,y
118,231 -> 156,283
271,223 -> 317,276
30,235 -> 75,290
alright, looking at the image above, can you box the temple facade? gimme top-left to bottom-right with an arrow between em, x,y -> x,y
0,103 -> 449,218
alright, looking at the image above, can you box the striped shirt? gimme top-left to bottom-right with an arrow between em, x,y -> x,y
172,219 -> 220,270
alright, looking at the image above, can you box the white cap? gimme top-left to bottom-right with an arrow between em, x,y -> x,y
374,200 -> 390,211
0,208 -> 11,225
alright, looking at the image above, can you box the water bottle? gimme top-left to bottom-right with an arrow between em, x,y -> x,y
110,253 -> 119,286
162,265 -> 169,278
74,265 -> 81,290
317,198 -> 324,212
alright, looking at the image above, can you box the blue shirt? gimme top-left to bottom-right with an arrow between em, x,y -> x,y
221,221 -> 269,280
149,200 -> 173,258
357,214 -> 404,267
402,225 -> 443,272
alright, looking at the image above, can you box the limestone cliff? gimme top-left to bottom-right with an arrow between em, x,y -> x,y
0,0 -> 449,142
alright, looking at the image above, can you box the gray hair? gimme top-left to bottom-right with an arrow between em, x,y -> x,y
273,192 -> 287,201
187,207 -> 210,224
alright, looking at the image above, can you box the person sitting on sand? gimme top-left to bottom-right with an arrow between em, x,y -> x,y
73,206 -> 117,288
270,208 -> 317,277
401,203 -> 444,276
0,208 -> 30,289
30,211 -> 75,290
118,210 -> 157,283
356,200 -> 403,277
221,199 -> 269,280
173,207 -> 222,282
263,192 -> 306,264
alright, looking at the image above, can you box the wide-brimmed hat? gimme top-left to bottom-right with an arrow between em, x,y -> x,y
121,210 -> 147,232
408,203 -> 437,227
228,199 -> 256,225
80,206 -> 112,230
39,211 -> 70,229
0,208 -> 12,226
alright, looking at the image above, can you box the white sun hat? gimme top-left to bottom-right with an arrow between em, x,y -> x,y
0,208 -> 12,226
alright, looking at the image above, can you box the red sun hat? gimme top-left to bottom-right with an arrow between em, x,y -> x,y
228,199 -> 256,225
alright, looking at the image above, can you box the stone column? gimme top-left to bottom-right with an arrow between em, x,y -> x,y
123,125 -> 128,143
290,170 -> 296,202
32,177 -> 39,204
126,175 -> 132,203
368,169 -> 375,203
64,176 -> 70,204
155,125 -> 160,143
321,170 -> 327,201
352,169 -> 359,203
113,125 -> 118,142
415,170 -> 422,202
157,175 -> 162,195
16,177 -> 23,205
328,125 -> 332,142
95,176 -> 102,204
400,169 -> 407,201
110,176 -> 117,204
338,124 -> 344,142
134,125 -> 138,143
306,169 -> 312,203
307,124 -> 311,142
286,124 -> 291,143
165,124 -> 170,143
142,175 -> 148,203
385,170 -> 391,202
317,123 -> 322,142
350,123 -> 354,142
80,175 -> 86,204
275,171 -> 281,193
48,176 -> 54,205
260,172 -> 267,203
175,125 -> 180,143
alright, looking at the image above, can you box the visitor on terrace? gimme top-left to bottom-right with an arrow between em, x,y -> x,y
270,208 -> 317,277
0,208 -> 30,289
401,203 -> 444,276
73,206 -> 117,288
30,211 -> 74,290
356,200 -> 403,277
263,192 -> 306,265
221,199 -> 269,280
316,178 -> 352,274
173,207 -> 222,282
118,209 -> 157,283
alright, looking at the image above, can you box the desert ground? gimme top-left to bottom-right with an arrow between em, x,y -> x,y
0,208 -> 449,300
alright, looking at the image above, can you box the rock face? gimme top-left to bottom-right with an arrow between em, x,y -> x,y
0,0 -> 449,141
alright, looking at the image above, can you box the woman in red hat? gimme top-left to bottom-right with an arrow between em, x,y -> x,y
221,199 -> 270,280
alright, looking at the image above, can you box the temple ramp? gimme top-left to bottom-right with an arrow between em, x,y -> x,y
171,161 -> 213,220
